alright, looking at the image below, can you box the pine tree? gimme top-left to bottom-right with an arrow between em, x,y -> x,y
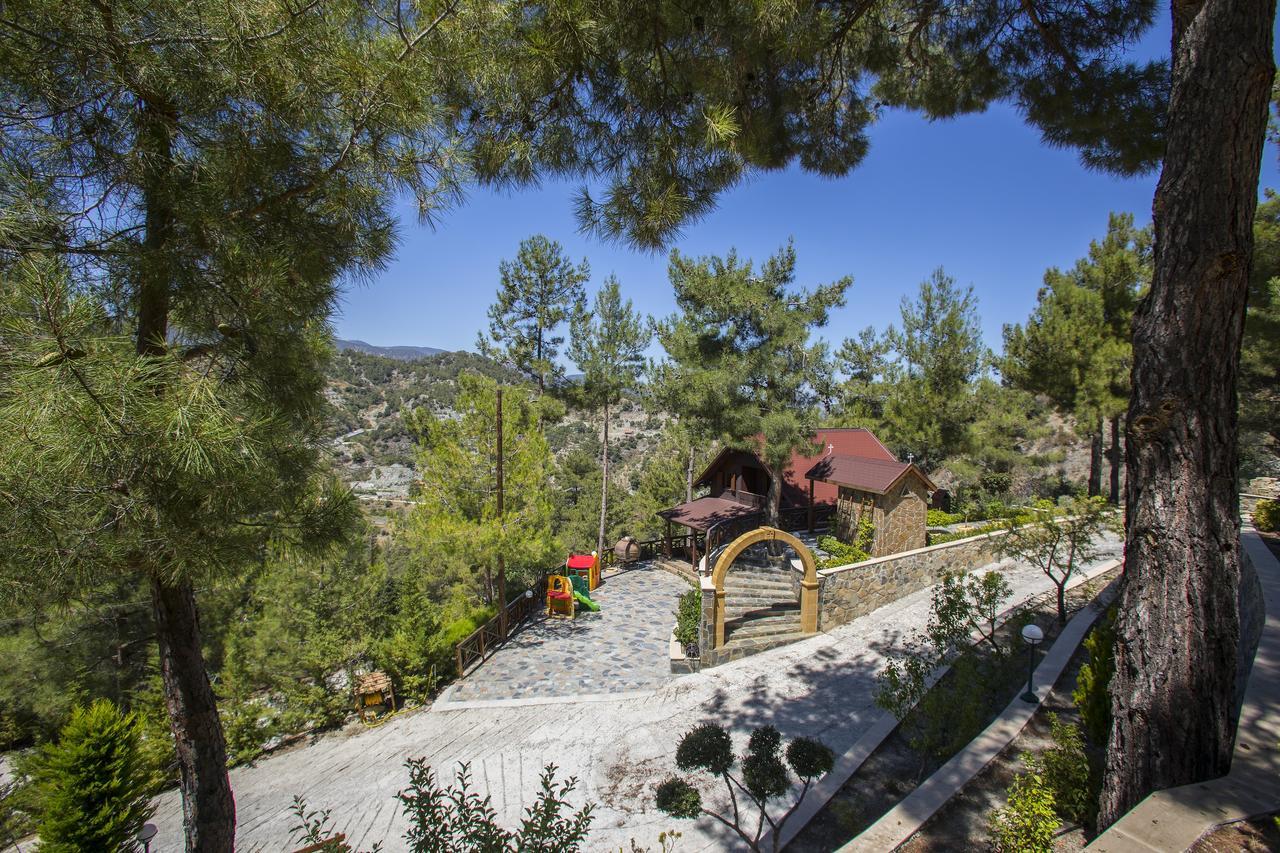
653,242 -> 850,528
568,277 -> 650,559
879,269 -> 985,469
30,700 -> 154,853
477,236 -> 590,393
405,375 -> 561,602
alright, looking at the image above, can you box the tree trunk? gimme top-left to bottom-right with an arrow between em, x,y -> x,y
151,577 -> 236,852
1099,0 -> 1274,827
686,444 -> 694,504
137,98 -> 236,851
1088,426 -> 1103,497
1108,415 -> 1122,505
598,401 -> 609,561
764,460 -> 782,530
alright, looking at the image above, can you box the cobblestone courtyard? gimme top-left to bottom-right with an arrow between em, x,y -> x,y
440,563 -> 690,704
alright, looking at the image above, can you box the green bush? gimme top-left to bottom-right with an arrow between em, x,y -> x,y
28,699 -> 154,853
1073,607 -> 1117,749
988,755 -> 1058,853
674,588 -> 701,648
1041,715 -> 1093,826
817,530 -> 870,570
1255,499 -> 1280,532
926,508 -> 963,526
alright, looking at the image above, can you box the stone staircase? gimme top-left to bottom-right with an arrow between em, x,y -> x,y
717,563 -> 809,662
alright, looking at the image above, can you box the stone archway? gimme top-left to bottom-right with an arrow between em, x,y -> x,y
709,526 -> 819,648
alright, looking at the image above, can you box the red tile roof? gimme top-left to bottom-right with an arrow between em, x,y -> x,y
784,428 -> 898,504
657,496 -> 763,532
804,454 -> 936,495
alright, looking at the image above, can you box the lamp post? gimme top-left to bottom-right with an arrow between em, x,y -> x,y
1021,623 -> 1045,702
137,823 -> 157,853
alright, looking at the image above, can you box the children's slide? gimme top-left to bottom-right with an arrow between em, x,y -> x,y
569,574 -> 600,612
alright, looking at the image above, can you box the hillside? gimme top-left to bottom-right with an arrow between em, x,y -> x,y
323,348 -> 669,500
334,338 -> 448,360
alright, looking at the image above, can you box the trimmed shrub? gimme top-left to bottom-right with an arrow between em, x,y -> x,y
1255,499 -> 1280,532
29,699 -> 153,853
926,508 -> 963,526
674,588 -> 701,649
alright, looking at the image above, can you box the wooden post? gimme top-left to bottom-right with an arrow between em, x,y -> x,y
691,530 -> 699,572
496,387 -> 507,641
456,645 -> 464,678
664,518 -> 672,558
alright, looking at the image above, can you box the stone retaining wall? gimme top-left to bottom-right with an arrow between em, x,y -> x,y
817,530 -> 1007,628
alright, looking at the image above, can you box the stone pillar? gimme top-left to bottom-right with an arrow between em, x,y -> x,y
699,574 -> 719,652
800,576 -> 821,634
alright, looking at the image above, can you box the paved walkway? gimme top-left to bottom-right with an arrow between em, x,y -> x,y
145,534 -> 1122,852
441,565 -> 689,704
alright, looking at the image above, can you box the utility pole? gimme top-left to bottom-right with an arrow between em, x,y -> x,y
496,386 -> 507,640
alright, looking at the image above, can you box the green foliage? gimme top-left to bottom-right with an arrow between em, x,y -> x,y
28,700 -> 154,853
816,531 -> 870,570
1073,607 -> 1118,748
927,571 -> 1014,656
653,242 -> 850,525
674,589 -> 702,649
998,496 -> 1113,623
674,724 -> 734,775
397,759 -> 593,852
927,509 -> 964,526
654,778 -> 701,819
478,235 -> 590,392
1041,715 -> 1094,826
567,276 -> 651,556
1003,213 -> 1151,494
988,755 -> 1059,853
1255,499 -> 1280,532
659,723 -> 833,852
406,375 -> 561,600
1240,192 -> 1280,462
290,759 -> 593,852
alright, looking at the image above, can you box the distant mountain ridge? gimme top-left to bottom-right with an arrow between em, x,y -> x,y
336,338 -> 448,360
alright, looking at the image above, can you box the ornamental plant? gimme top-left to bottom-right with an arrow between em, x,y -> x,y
28,700 -> 154,853
988,754 -> 1058,853
655,723 -> 833,852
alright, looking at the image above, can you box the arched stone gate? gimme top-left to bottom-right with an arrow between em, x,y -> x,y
707,526 -> 819,648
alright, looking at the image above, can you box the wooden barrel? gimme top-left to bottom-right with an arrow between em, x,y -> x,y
614,536 -> 640,564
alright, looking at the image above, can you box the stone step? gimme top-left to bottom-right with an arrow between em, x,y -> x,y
726,617 -> 803,642
723,577 -> 795,594
718,631 -> 813,659
724,595 -> 797,612
723,601 -> 799,620
724,610 -> 802,631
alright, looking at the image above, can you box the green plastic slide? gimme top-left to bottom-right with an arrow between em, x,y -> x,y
572,590 -> 600,612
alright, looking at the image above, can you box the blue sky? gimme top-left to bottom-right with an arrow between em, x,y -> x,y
334,12 -> 1280,360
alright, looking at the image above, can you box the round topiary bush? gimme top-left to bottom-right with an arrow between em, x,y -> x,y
1254,499 -> 1280,532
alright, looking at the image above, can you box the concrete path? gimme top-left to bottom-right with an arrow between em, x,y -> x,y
145,534 -> 1122,852
441,565 -> 689,704
1087,526 -> 1280,852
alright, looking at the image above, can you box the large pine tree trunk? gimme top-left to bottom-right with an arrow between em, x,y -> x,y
1099,0 -> 1274,826
1088,426 -> 1103,496
598,402 -> 609,561
152,578 -> 236,851
137,98 -> 235,851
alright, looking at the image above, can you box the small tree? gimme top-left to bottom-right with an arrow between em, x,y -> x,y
988,754 -> 1058,853
927,570 -> 1014,656
999,497 -> 1111,624
655,723 -> 833,852
478,235 -> 590,393
29,700 -> 154,853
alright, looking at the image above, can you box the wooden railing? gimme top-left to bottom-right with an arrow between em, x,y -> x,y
454,570 -> 549,678
705,503 -> 835,556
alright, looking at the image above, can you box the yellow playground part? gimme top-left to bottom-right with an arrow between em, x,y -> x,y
546,574 -> 575,618
565,552 -> 601,591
